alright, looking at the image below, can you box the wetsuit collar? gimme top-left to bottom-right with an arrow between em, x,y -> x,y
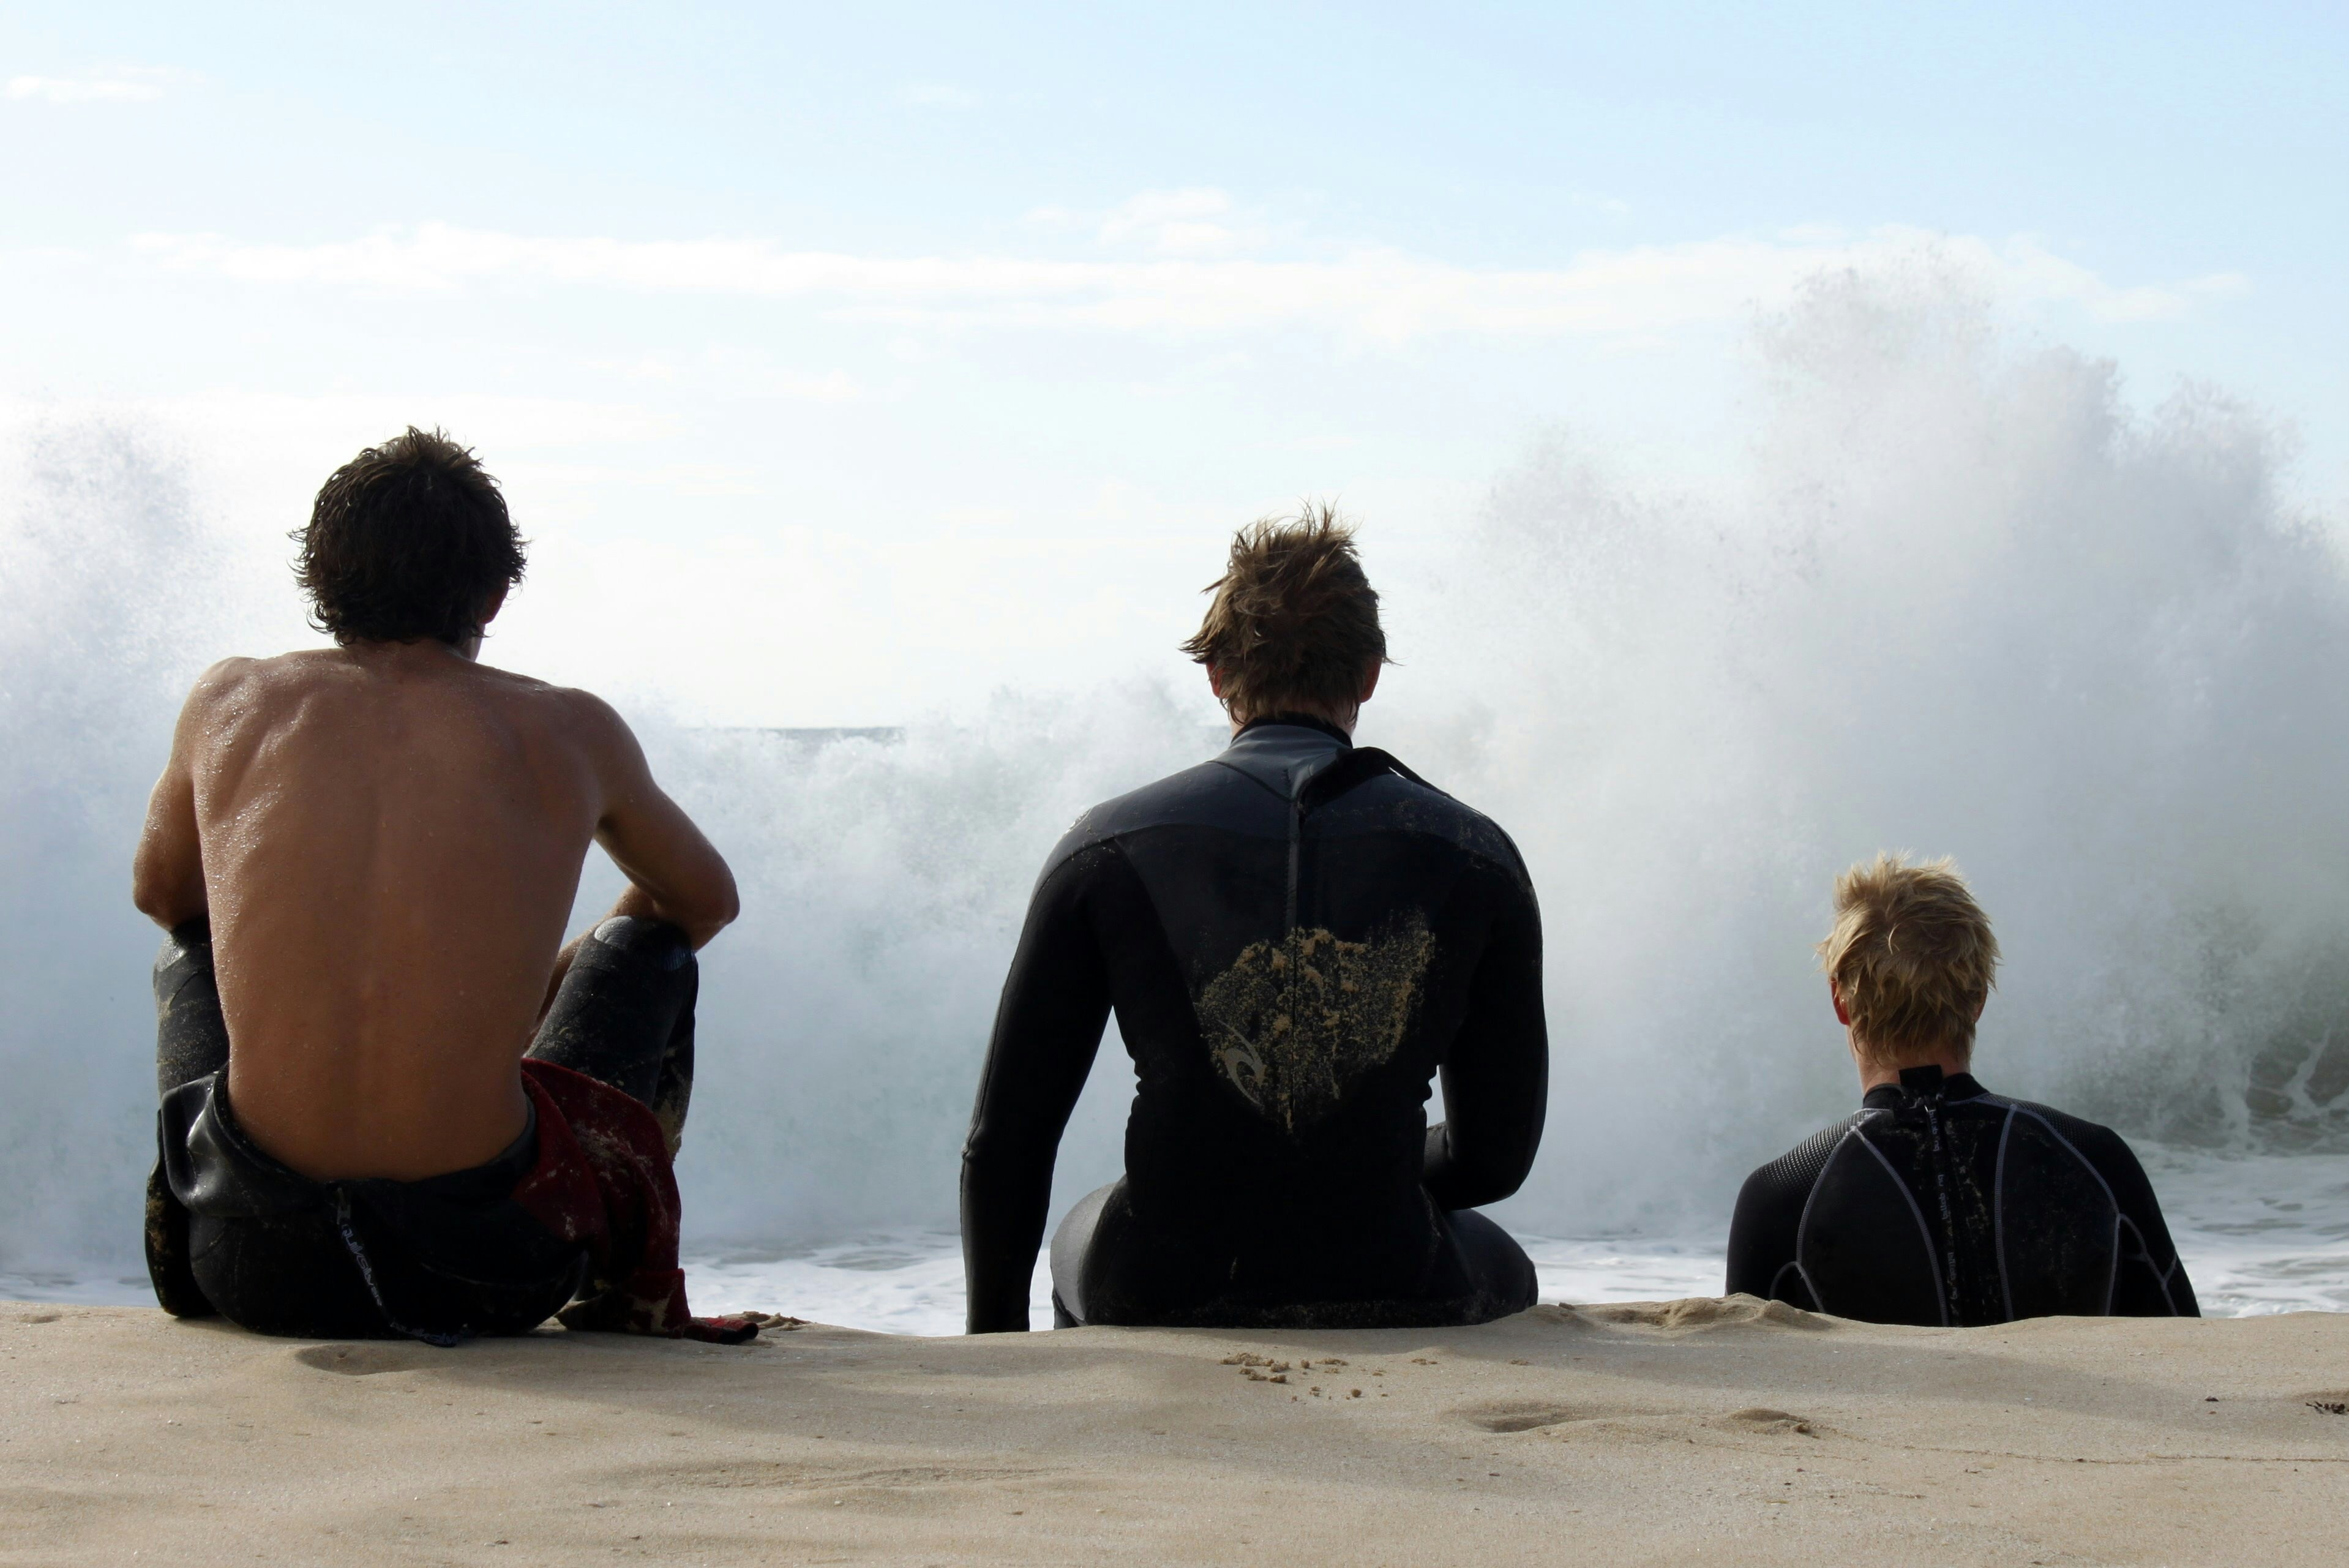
1216,718 -> 1352,802
1235,711 -> 1354,746
1863,1069 -> 1988,1110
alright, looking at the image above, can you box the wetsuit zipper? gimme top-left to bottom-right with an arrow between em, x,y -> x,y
1285,792 -> 1303,932
1920,1097 -> 1964,1327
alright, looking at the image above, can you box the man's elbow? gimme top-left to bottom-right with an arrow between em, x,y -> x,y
668,874 -> 740,948
130,866 -> 202,930
1428,1131 -> 1536,1211
710,876 -> 742,932
1452,1158 -> 1532,1210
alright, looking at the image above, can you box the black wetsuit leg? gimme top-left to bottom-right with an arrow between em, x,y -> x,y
146,920 -> 227,1316
147,920 -> 388,1333
526,917 -> 699,1151
1048,1181 -> 1120,1327
1443,1208 -> 1539,1318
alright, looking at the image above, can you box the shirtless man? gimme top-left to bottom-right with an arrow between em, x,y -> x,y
135,427 -> 755,1344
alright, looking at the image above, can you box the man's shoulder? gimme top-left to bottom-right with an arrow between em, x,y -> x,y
1320,766 -> 1532,882
1041,759 -> 1265,874
185,650 -> 306,698
1100,756 -> 1270,823
177,651 -> 334,730
476,666 -> 617,722
1966,1089 -> 2143,1172
1739,1112 -> 1870,1206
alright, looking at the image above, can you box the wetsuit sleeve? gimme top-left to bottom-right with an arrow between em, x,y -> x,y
960,842 -> 1117,1333
1423,861 -> 1547,1212
2064,1118 -> 2200,1318
1725,1123 -> 1847,1307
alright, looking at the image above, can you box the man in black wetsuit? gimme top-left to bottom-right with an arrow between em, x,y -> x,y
1726,854 -> 2197,1326
962,509 -> 1548,1332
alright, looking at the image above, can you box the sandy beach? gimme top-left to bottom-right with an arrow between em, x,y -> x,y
4,1296 -> 2343,1566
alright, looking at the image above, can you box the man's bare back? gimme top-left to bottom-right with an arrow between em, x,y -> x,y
133,637 -> 738,1182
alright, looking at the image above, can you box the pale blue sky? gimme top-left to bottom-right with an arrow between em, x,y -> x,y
4,2 -> 2343,722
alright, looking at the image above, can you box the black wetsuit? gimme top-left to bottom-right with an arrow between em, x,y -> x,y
1725,1067 -> 2198,1325
961,718 -> 1548,1332
145,915 -> 700,1342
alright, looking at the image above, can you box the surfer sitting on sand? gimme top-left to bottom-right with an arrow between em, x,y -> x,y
133,427 -> 758,1345
1726,853 -> 2198,1324
961,509 -> 1548,1331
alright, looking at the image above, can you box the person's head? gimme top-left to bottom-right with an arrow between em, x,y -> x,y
1178,505 -> 1388,731
1818,853 -> 2001,1073
296,427 -> 525,650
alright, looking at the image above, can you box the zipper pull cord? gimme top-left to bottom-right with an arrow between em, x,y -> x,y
1922,1099 -> 1963,1326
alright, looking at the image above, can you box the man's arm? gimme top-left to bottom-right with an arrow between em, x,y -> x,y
960,843 -> 1115,1332
131,665 -> 236,929
541,694 -> 740,1014
2072,1120 -> 2201,1318
1723,1123 -> 1848,1303
1423,863 -> 1547,1211
579,689 -> 740,918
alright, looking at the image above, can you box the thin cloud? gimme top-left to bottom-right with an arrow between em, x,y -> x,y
1097,189 -> 1255,257
130,221 -> 2244,342
896,82 -> 979,109
7,69 -> 171,103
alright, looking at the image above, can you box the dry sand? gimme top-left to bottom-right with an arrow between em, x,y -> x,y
4,1296 -> 2344,1566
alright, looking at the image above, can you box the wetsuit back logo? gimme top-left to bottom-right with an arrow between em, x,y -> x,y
1197,916 -> 1434,1135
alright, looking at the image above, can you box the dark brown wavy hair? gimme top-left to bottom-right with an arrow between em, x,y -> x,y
1180,505 -> 1388,722
296,427 -> 525,646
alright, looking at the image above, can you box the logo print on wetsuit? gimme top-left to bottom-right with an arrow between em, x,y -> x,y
1197,916 -> 1434,1135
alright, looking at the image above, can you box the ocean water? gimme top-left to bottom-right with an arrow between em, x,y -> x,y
11,1146 -> 2344,1333
6,264 -> 2349,1327
670,1147 -> 2349,1331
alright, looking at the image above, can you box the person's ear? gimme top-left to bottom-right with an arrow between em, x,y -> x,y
479,585 -> 510,628
1830,978 -> 1851,1028
1358,662 -> 1382,705
1207,664 -> 1227,702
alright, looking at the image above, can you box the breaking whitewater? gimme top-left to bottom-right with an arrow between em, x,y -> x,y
7,268 -> 2348,1332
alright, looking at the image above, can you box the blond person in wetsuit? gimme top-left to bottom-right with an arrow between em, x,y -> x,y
136,427 -> 751,1343
1726,855 -> 2197,1325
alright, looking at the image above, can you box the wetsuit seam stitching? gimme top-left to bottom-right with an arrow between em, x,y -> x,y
1986,1097 -> 2140,1318
2115,1214 -> 2176,1317
1208,754 -> 1324,805
1994,1106 -> 2016,1322
1793,1127 -> 1867,1319
1855,1128 -> 1950,1327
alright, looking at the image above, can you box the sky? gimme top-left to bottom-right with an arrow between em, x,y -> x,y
4,2 -> 2345,724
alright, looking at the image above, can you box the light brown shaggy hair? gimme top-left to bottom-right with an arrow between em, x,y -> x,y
1819,853 -> 2001,1067
1179,505 -> 1388,723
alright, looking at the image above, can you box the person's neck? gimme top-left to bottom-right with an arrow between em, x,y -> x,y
1230,708 -> 1355,741
1855,1048 -> 1973,1095
340,634 -> 482,666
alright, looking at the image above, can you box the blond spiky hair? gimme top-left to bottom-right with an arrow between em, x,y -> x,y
1819,853 -> 2001,1067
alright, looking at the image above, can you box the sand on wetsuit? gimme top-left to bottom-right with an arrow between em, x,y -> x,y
961,512 -> 1548,1332
147,917 -> 753,1344
1726,855 -> 2196,1326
